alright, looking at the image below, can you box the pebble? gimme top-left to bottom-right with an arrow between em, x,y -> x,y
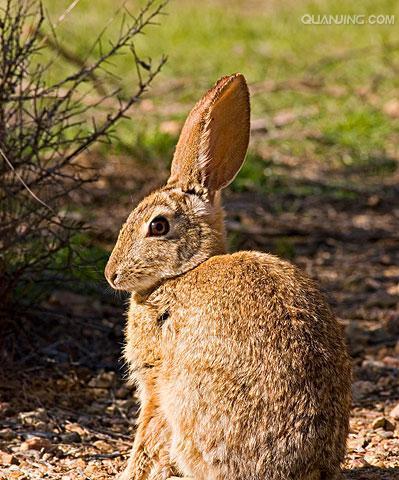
372,417 -> 385,429
116,398 -> 135,410
384,418 -> 396,431
84,463 -> 104,476
93,440 -> 113,453
362,359 -> 386,370
87,401 -> 106,414
20,437 -> 52,452
0,402 -> 12,419
18,409 -> 47,426
88,371 -> 116,389
352,380 -> 376,402
382,356 -> 399,368
349,458 -> 371,468
364,453 -> 385,467
65,423 -> 86,436
14,474 -> 29,480
370,416 -> 395,431
377,430 -> 394,439
115,386 -> 130,399
24,431 -> 53,440
0,428 -> 16,441
390,403 -> 399,419
5,472 -> 27,480
0,450 -> 19,465
347,435 -> 366,452
60,432 -> 81,444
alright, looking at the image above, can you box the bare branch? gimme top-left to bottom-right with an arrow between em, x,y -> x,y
0,146 -> 55,213
0,0 -> 167,309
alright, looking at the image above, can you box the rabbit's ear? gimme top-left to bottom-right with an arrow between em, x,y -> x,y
168,73 -> 250,194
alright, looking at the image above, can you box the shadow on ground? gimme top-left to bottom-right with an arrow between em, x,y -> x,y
345,467 -> 399,479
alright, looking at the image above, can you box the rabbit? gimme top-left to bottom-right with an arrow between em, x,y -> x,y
105,73 -> 352,480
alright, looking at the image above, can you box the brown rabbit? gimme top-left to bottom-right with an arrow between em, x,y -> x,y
105,73 -> 352,480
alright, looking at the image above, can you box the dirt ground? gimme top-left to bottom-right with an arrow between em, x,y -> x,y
1,151 -> 399,479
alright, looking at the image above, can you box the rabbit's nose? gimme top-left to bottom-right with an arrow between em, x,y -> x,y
111,272 -> 119,285
104,261 -> 120,288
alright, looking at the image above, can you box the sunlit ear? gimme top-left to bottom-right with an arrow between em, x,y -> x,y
168,73 -> 250,195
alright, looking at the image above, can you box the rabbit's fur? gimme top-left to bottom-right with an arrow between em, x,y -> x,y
105,74 -> 351,480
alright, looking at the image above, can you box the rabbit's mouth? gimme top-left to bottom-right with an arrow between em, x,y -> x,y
105,254 -> 159,292
106,262 -> 162,295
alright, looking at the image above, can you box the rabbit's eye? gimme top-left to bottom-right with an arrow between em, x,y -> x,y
148,216 -> 170,237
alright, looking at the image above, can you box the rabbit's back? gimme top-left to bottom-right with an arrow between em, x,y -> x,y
158,251 -> 351,480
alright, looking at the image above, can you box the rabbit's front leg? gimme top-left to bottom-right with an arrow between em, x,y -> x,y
118,398 -> 175,480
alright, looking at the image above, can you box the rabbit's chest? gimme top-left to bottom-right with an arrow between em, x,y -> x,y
125,299 -> 163,371
124,293 -> 176,366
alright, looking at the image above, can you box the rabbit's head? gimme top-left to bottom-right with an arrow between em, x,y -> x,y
105,74 -> 250,295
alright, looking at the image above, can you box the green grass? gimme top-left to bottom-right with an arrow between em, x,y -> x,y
8,0 -> 398,302
41,0 -> 399,185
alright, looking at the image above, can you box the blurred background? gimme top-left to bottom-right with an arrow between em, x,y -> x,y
0,0 -> 398,478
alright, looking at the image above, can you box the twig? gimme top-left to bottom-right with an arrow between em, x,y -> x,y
0,145 -> 55,213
